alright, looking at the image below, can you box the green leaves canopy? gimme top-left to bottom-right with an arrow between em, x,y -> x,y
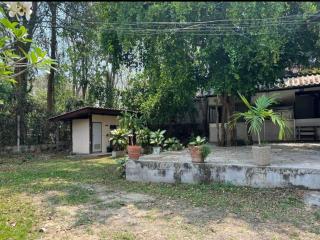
98,2 -> 319,124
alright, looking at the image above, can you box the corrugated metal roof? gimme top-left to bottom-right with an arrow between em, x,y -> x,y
49,106 -> 137,121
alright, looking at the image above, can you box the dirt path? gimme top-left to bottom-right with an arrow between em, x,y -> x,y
32,184 -> 319,240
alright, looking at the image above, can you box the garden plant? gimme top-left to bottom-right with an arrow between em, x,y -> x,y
188,136 -> 211,163
229,93 -> 291,165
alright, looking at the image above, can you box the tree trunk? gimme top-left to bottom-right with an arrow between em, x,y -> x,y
225,95 -> 231,146
199,95 -> 209,138
215,98 -> 220,144
229,96 -> 237,145
47,2 -> 57,114
225,95 -> 237,146
220,94 -> 227,146
14,2 -> 38,144
81,56 -> 89,100
14,56 -> 28,145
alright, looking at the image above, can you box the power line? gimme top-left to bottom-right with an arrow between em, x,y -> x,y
55,4 -> 318,26
35,5 -> 320,37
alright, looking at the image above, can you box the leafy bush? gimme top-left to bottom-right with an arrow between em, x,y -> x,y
150,129 -> 166,146
164,137 -> 183,151
115,157 -> 128,179
136,127 -> 150,147
200,144 -> 211,159
110,128 -> 129,151
118,112 -> 144,145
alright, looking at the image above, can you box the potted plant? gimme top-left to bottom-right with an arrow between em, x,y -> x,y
119,112 -> 143,160
150,129 -> 166,154
136,127 -> 151,154
110,128 -> 128,158
164,137 -> 183,151
229,93 -> 290,166
188,136 -> 211,163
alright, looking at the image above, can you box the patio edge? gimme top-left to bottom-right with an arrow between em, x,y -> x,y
126,160 -> 320,189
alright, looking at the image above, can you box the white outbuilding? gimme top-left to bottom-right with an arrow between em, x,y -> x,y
50,107 -> 132,154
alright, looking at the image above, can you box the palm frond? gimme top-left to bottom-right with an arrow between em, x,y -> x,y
254,94 -> 277,111
238,92 -> 252,110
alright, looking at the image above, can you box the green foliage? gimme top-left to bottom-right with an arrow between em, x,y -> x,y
189,136 -> 207,146
200,144 -> 211,160
164,137 -> 183,151
98,2 -> 319,124
110,128 -> 129,151
118,112 -> 144,145
150,129 -> 166,146
115,157 -> 128,179
0,7 -> 53,84
230,93 -> 291,145
118,112 -> 143,131
136,127 -> 150,147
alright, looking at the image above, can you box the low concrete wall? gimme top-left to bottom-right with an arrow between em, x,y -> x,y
0,142 -> 70,154
126,160 -> 320,189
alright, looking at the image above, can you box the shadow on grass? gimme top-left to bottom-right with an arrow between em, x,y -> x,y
0,154 -> 319,238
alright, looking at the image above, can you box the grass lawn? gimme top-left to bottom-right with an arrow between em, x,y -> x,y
0,153 -> 319,240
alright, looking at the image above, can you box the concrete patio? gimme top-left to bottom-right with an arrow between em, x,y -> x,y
126,143 -> 320,189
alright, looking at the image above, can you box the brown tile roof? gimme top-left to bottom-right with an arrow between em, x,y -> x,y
196,74 -> 320,97
281,74 -> 320,88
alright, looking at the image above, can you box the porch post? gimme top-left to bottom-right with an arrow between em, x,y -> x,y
70,120 -> 73,153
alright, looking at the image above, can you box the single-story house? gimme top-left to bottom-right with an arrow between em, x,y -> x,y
49,107 -> 133,154
193,74 -> 320,142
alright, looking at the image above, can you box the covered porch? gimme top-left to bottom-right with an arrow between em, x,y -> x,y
208,84 -> 320,143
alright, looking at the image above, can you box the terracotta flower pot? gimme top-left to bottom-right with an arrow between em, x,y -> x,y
127,145 -> 142,160
189,146 -> 204,163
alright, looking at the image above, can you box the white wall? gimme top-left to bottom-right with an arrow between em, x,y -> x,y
92,114 -> 119,153
72,119 -> 90,154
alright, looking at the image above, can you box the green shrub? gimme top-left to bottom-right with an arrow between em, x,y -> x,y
136,127 -> 150,147
115,157 -> 129,178
110,128 -> 129,151
164,137 -> 183,151
200,144 -> 211,159
150,129 -> 166,146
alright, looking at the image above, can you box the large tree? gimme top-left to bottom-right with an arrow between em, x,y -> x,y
98,2 -> 319,145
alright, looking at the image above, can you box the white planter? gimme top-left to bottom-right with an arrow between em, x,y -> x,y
152,146 -> 161,155
112,150 -> 125,158
252,145 -> 271,166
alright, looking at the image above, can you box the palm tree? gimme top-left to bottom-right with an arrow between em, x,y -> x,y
229,93 -> 290,145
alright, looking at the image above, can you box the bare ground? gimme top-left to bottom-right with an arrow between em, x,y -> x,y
32,184 -> 319,240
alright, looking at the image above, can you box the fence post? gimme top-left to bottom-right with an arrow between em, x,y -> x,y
17,114 -> 20,153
